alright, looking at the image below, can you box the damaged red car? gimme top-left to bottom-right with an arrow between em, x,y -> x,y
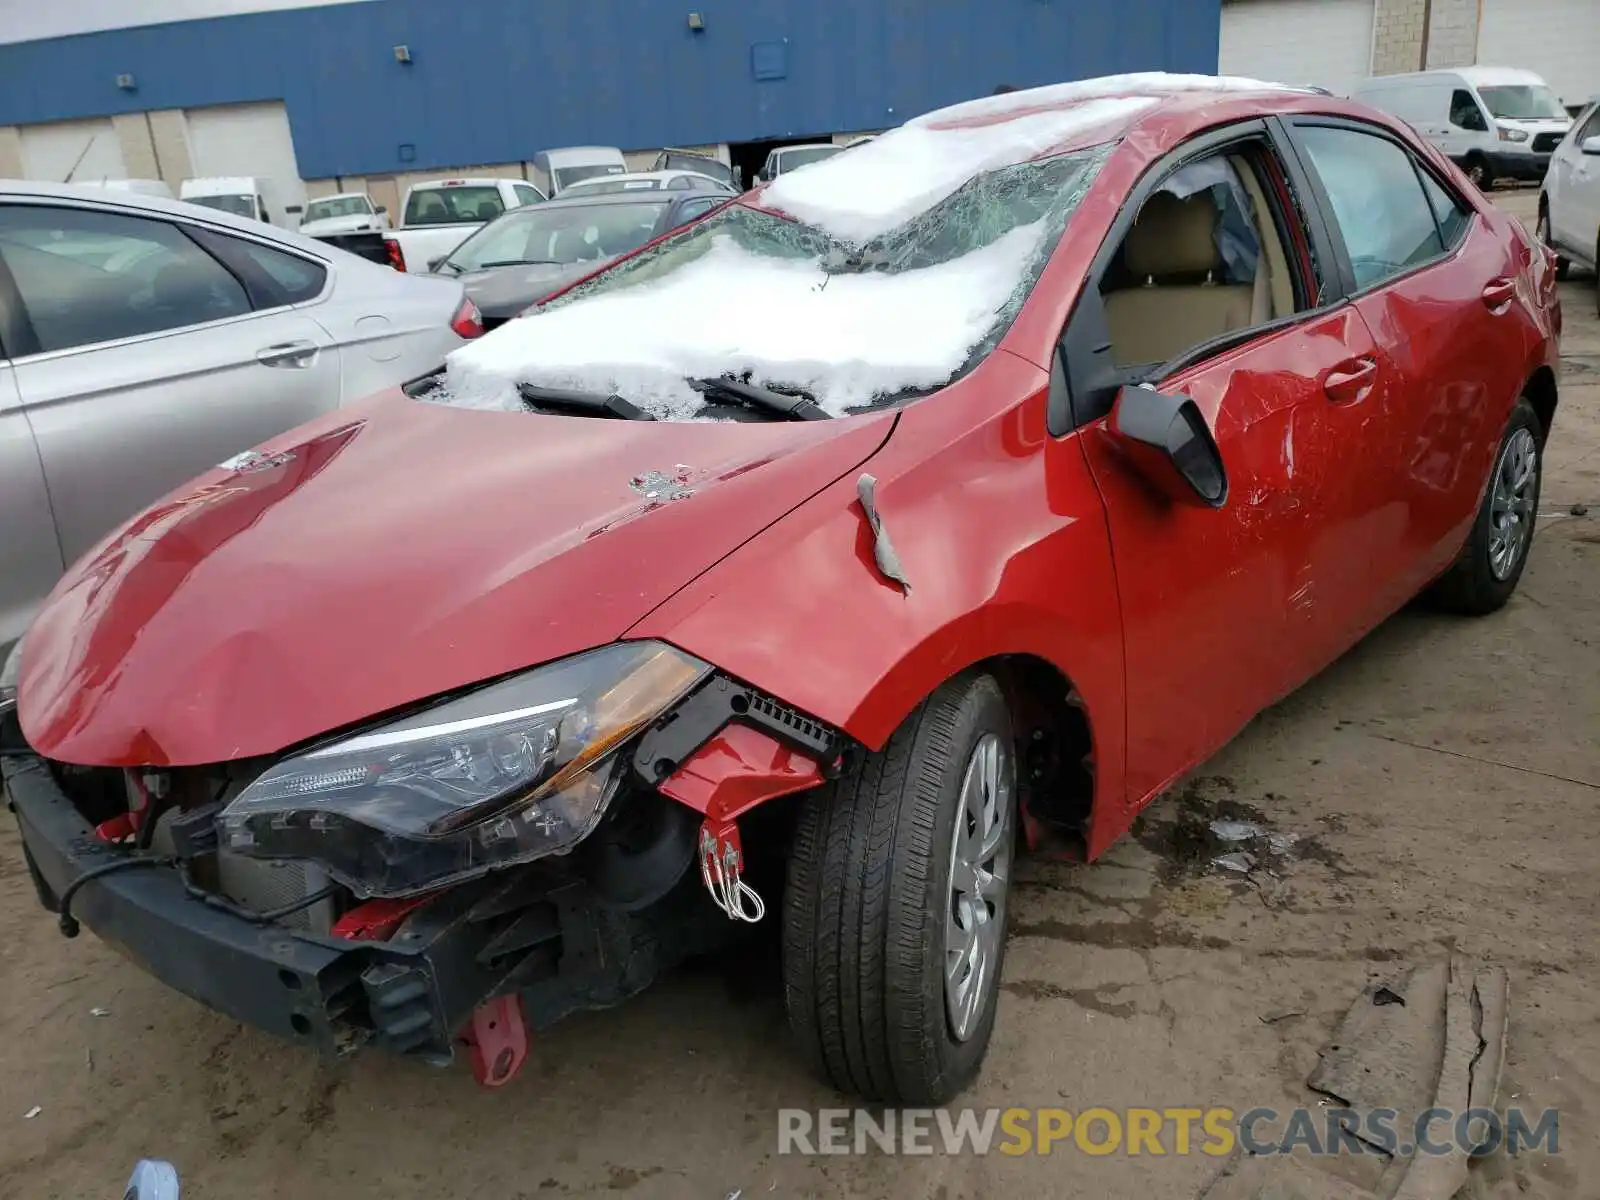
1,75 -> 1561,1104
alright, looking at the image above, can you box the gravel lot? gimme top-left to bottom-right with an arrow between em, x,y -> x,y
2,191 -> 1595,1200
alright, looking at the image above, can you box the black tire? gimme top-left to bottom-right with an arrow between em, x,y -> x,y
783,673 -> 1016,1103
1536,202 -> 1569,280
1427,399 -> 1543,615
1464,154 -> 1494,191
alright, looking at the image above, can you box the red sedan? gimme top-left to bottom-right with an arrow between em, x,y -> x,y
0,76 -> 1560,1104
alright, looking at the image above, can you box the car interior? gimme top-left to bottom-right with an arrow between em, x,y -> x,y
1099,148 -> 1302,370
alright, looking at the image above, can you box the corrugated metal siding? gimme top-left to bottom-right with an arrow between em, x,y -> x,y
0,0 -> 1220,179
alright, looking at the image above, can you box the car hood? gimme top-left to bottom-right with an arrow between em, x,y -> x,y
449,260 -> 611,321
18,392 -> 895,767
1496,116 -> 1571,133
299,214 -> 384,236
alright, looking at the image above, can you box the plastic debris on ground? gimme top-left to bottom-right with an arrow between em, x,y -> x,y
23,1106 -> 41,1119
90,1006 -> 110,1017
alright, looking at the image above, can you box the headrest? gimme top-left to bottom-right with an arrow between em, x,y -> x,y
1124,190 -> 1221,278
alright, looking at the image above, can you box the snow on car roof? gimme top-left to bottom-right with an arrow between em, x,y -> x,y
760,74 -> 1286,244
760,96 -> 1149,243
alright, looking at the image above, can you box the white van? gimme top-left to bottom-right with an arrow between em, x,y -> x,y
179,176 -> 273,224
1352,67 -> 1572,189
531,147 -> 627,196
94,179 -> 175,200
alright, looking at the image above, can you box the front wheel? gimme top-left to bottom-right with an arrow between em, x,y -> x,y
1427,399 -> 1543,615
1464,154 -> 1494,191
783,673 -> 1016,1103
1536,204 -> 1569,280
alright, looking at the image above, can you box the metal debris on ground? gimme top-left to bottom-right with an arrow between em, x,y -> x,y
1258,1008 -> 1305,1025
1210,819 -> 1263,843
1267,831 -> 1300,855
1212,851 -> 1255,874
90,1006 -> 110,1017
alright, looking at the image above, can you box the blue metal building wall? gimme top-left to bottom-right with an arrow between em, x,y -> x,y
0,0 -> 1221,179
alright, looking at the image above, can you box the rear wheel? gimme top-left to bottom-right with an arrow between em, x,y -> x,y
1536,203 -> 1570,279
1427,399 -> 1543,615
783,673 -> 1016,1103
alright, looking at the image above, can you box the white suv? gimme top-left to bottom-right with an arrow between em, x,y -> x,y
1538,96 -> 1600,312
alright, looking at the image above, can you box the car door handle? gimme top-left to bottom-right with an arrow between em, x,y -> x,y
255,340 -> 319,368
1322,356 -> 1378,403
1481,278 -> 1518,311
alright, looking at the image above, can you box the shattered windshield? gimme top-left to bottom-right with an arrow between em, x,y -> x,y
437,144 -> 1109,420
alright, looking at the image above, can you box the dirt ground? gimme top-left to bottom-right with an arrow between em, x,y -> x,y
2,191 -> 1597,1200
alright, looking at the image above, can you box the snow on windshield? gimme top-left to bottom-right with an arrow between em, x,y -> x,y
762,96 -> 1151,244
435,117 -> 1111,419
443,222 -> 1047,418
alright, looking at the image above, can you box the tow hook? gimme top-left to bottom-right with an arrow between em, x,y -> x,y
462,994 -> 530,1088
697,818 -> 765,923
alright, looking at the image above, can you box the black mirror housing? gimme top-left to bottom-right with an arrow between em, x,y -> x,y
1108,384 -> 1228,507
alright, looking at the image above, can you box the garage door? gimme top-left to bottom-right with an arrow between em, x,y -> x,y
19,118 -> 127,184
1479,0 -> 1599,113
1219,0 -> 1374,96
182,101 -> 307,226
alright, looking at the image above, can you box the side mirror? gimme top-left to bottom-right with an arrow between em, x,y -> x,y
1107,384 -> 1228,507
376,204 -> 388,213
1581,135 -> 1600,156
285,204 -> 303,215
426,256 -> 446,273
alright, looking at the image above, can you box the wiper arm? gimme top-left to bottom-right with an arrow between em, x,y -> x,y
692,376 -> 830,421
477,258 -> 566,268
516,383 -> 657,421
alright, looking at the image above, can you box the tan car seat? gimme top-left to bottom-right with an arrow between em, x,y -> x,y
1103,190 -> 1255,367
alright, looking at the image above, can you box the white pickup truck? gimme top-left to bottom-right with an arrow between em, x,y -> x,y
383,177 -> 545,273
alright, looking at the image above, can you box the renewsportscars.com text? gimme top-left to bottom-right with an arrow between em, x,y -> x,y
777,1106 -> 1560,1157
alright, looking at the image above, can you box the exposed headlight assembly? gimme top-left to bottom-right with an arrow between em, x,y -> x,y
218,641 -> 710,897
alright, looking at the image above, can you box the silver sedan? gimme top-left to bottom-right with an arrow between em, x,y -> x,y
0,181 -> 481,654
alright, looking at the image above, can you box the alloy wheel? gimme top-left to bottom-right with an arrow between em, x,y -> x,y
1488,427 -> 1539,581
944,732 -> 1013,1043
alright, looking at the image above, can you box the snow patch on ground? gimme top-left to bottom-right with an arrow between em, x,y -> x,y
441,222 -> 1049,418
761,96 -> 1153,244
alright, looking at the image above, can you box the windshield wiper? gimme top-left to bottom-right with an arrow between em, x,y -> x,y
475,258 -> 567,268
516,382 -> 657,420
692,376 -> 830,421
